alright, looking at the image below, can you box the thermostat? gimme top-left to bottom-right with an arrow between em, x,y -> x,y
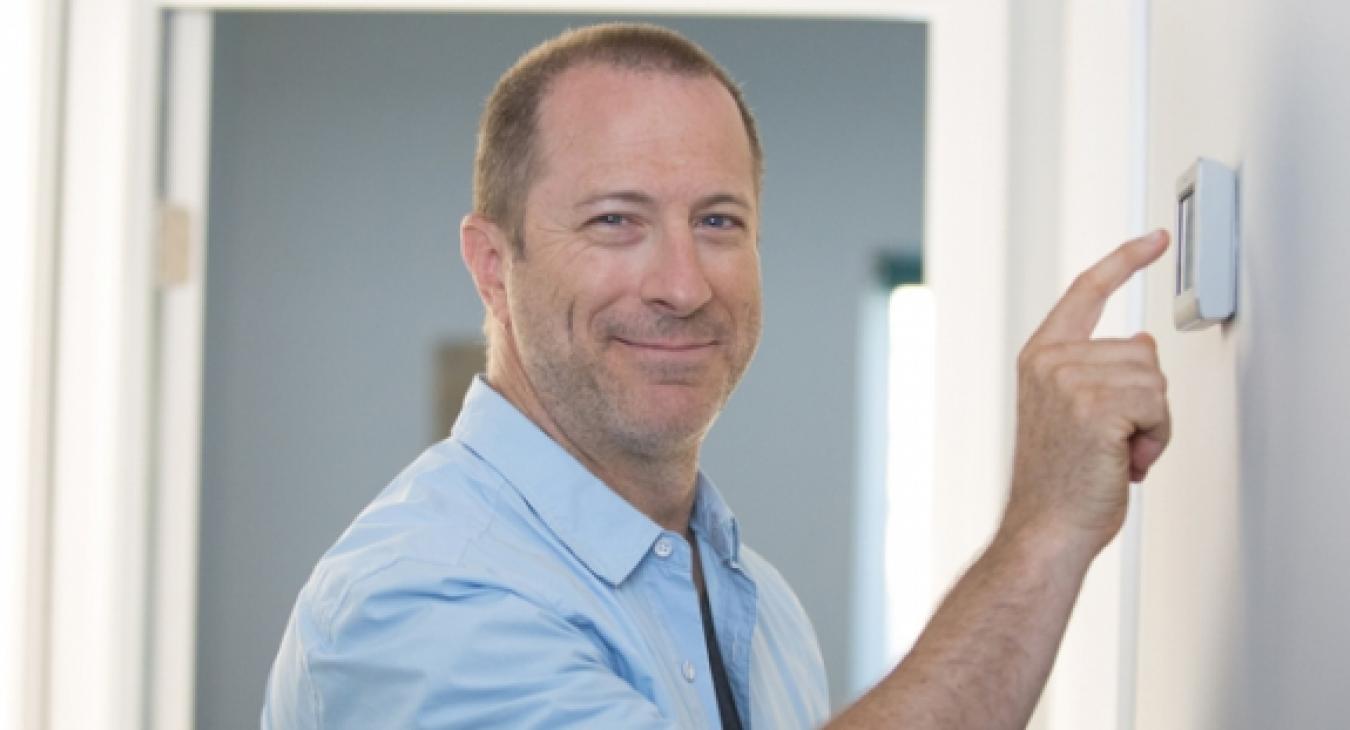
1174,158 -> 1238,330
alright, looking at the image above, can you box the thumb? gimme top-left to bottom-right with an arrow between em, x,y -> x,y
1129,433 -> 1167,483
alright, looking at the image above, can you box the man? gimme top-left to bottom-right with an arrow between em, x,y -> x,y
264,22 -> 1171,729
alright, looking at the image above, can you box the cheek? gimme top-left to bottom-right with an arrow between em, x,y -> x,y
713,253 -> 763,313
739,297 -> 764,353
736,263 -> 765,347
506,263 -> 571,342
515,254 -> 633,338
573,246 -> 645,298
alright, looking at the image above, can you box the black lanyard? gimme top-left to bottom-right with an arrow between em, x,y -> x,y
699,587 -> 744,730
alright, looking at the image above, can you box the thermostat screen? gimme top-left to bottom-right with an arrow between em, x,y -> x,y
1177,190 -> 1196,295
1172,157 -> 1237,329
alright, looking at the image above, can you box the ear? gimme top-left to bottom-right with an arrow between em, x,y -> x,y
460,213 -> 513,331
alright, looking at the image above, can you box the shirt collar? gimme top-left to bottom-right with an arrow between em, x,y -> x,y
453,376 -> 741,586
691,472 -> 742,566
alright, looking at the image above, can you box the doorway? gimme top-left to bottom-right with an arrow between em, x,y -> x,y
44,4 -> 1016,728
197,12 -> 925,727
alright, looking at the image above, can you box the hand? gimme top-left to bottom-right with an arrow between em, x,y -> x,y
1005,230 -> 1172,553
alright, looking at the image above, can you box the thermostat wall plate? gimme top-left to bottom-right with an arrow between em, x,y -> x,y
1174,157 -> 1238,330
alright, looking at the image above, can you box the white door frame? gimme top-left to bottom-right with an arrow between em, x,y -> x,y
48,1 -> 1013,728
148,12 -> 214,730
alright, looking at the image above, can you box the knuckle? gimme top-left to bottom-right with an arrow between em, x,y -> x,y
1070,389 -> 1097,423
1132,363 -> 1167,394
1156,387 -> 1172,413
1133,335 -> 1159,362
1072,269 -> 1107,298
1128,365 -> 1162,391
1020,344 -> 1056,379
1142,390 -> 1170,425
1051,362 -> 1078,391
1152,371 -> 1169,393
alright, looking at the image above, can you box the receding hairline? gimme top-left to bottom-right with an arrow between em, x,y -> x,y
529,60 -> 760,189
472,22 -> 765,248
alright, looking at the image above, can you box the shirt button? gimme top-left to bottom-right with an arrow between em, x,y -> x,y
682,660 -> 696,682
654,538 -> 673,558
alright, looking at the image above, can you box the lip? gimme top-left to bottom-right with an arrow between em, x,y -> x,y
614,337 -> 718,353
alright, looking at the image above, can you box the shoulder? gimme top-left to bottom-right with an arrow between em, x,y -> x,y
301,440 -> 497,624
264,439 -> 600,727
300,437 -> 582,637
266,551 -> 640,729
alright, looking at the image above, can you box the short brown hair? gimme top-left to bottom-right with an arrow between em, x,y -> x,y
473,22 -> 764,255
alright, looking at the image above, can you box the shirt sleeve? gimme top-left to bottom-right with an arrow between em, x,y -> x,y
263,558 -> 676,730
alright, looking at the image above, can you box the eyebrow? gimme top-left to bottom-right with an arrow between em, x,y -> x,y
574,190 -> 655,209
694,192 -> 753,211
573,190 -> 753,211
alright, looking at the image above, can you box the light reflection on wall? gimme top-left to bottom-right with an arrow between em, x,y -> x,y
883,284 -> 936,665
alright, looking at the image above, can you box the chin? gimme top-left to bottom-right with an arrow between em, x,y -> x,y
616,422 -> 711,459
613,392 -> 721,455
639,379 -> 726,414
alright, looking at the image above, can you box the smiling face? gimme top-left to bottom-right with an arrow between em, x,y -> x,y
497,63 -> 763,460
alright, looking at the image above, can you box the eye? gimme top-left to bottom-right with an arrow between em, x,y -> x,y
699,213 -> 743,230
589,213 -> 630,227
583,212 -> 643,246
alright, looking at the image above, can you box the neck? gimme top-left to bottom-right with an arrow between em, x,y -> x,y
487,347 -> 701,535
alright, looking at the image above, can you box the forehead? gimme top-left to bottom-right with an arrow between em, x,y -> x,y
531,63 -> 756,199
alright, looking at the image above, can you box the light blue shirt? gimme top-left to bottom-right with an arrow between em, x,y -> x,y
263,377 -> 830,728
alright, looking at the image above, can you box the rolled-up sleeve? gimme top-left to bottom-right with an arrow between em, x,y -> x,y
262,558 -> 675,730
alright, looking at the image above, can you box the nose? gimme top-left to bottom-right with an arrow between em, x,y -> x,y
639,225 -> 713,317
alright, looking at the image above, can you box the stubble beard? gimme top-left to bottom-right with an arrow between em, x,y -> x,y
518,308 -> 754,464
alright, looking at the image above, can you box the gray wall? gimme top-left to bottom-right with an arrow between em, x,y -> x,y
1136,1 -> 1350,727
199,12 -> 924,727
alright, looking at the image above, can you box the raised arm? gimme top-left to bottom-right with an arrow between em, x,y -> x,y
829,230 -> 1172,729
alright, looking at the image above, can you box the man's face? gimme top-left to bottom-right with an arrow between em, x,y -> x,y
503,63 -> 762,459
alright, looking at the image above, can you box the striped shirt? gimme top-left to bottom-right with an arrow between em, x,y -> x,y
263,377 -> 830,728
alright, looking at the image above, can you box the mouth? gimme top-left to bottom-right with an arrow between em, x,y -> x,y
614,337 -> 718,353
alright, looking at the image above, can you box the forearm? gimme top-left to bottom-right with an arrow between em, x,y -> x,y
827,234 -> 1171,729
827,524 -> 1094,729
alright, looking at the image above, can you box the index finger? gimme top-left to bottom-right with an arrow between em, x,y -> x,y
1032,230 -> 1170,344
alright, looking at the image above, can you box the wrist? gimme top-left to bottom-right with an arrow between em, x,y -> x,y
990,512 -> 1100,584
1002,471 -> 1128,554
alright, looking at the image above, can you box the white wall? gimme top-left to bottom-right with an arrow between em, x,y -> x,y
0,2 -> 61,728
1003,5 -> 1149,729
1136,1 -> 1350,726
197,12 -> 925,727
